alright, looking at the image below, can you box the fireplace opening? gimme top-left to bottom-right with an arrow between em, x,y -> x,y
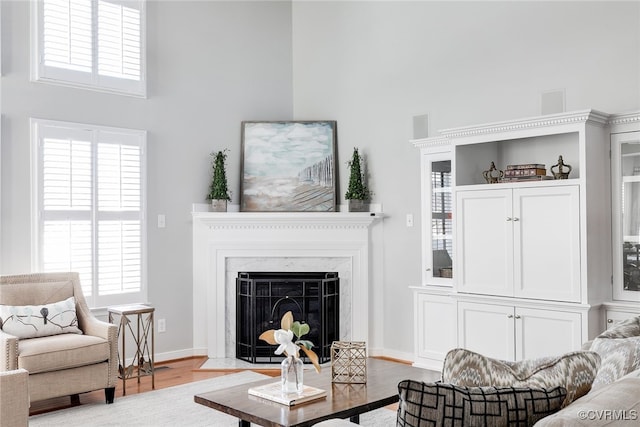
236,271 -> 339,364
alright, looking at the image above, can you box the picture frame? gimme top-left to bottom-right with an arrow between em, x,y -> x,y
240,121 -> 337,212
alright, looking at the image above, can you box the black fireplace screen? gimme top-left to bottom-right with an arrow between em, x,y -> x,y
236,271 -> 339,364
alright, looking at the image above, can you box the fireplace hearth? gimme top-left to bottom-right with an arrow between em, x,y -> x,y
236,271 -> 339,364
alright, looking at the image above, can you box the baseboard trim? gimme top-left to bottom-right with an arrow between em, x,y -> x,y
153,347 -> 416,366
376,349 -> 413,363
153,348 -> 199,364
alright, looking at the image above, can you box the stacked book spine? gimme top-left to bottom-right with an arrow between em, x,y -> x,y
501,164 -> 552,182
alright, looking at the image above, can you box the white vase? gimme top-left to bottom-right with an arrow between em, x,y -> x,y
281,355 -> 304,394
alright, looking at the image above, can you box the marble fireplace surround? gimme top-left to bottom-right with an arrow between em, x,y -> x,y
192,209 -> 381,359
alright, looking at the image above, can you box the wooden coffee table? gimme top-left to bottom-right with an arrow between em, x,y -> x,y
194,358 -> 439,427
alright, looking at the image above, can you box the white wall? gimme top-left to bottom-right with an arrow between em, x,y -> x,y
291,1 -> 640,359
0,0 -> 293,358
2,0 -> 639,362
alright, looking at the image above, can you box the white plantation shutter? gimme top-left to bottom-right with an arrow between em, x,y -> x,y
96,135 -> 142,296
41,133 -> 94,295
33,0 -> 146,96
98,0 -> 141,81
33,119 -> 146,307
42,0 -> 92,73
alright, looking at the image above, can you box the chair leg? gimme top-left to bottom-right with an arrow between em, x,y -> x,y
105,387 -> 115,404
70,394 -> 80,406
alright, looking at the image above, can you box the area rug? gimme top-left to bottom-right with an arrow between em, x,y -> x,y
29,371 -> 398,426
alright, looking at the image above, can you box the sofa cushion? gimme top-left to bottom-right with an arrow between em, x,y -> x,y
397,380 -> 567,427
534,371 -> 640,426
442,348 -> 601,406
0,296 -> 82,339
589,336 -> 640,388
588,316 -> 640,388
18,334 -> 110,374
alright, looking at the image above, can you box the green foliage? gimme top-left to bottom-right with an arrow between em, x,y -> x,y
291,321 -> 310,339
344,147 -> 371,201
296,339 -> 314,350
208,150 -> 231,201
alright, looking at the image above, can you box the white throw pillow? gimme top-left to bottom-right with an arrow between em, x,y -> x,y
0,296 -> 83,338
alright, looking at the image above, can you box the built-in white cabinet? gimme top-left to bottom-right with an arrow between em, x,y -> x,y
458,301 -> 583,361
611,112 -> 640,304
414,139 -> 453,286
604,112 -> 640,327
411,138 -> 456,370
604,308 -> 640,329
413,110 -> 616,366
456,185 -> 580,302
412,290 -> 456,370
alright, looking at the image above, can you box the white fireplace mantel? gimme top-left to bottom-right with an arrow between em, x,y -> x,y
192,208 -> 382,359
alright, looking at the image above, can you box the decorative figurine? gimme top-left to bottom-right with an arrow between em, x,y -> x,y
482,161 -> 504,184
551,155 -> 572,179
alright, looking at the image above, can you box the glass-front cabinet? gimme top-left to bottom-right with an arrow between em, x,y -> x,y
430,159 -> 452,280
612,129 -> 640,301
418,144 -> 453,286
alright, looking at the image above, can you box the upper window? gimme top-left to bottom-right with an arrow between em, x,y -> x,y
32,118 -> 147,308
31,0 -> 146,97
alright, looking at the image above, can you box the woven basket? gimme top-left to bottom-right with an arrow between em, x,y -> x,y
330,341 -> 367,384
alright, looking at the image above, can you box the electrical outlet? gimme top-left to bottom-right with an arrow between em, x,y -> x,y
406,214 -> 414,227
158,318 -> 166,333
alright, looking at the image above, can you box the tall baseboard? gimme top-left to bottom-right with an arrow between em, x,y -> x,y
153,348 -> 202,364
369,348 -> 414,364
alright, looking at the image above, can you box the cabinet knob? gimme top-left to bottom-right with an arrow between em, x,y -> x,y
425,268 -> 431,272
513,218 -> 520,222
506,217 -> 512,221
607,319 -> 614,324
507,314 -> 514,318
515,315 -> 521,319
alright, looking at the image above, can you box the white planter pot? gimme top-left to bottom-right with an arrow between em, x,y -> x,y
348,199 -> 367,212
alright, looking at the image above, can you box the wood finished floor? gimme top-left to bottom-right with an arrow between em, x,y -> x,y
29,356 -> 406,416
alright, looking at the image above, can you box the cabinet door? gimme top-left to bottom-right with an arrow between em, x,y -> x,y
515,307 -> 582,360
421,152 -> 453,285
458,301 -> 515,360
612,131 -> 640,302
415,293 -> 457,369
456,189 -> 513,296
513,186 -> 581,302
605,309 -> 639,330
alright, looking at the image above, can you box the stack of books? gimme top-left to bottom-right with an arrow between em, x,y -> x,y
501,163 -> 552,182
248,382 -> 327,406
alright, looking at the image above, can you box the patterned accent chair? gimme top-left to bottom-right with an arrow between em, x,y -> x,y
0,272 -> 118,405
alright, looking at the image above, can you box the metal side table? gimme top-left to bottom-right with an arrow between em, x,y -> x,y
108,304 -> 155,395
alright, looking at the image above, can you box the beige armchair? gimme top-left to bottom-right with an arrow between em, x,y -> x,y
0,272 -> 118,405
0,369 -> 29,427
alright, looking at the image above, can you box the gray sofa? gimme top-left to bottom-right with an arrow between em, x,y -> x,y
316,316 -> 640,426
536,368 -> 640,426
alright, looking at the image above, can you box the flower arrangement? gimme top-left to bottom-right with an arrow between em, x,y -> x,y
259,310 -> 321,373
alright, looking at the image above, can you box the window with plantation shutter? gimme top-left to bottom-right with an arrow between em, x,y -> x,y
32,0 -> 146,97
32,119 -> 147,308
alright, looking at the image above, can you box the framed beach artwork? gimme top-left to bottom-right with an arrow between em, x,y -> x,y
240,121 -> 337,212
